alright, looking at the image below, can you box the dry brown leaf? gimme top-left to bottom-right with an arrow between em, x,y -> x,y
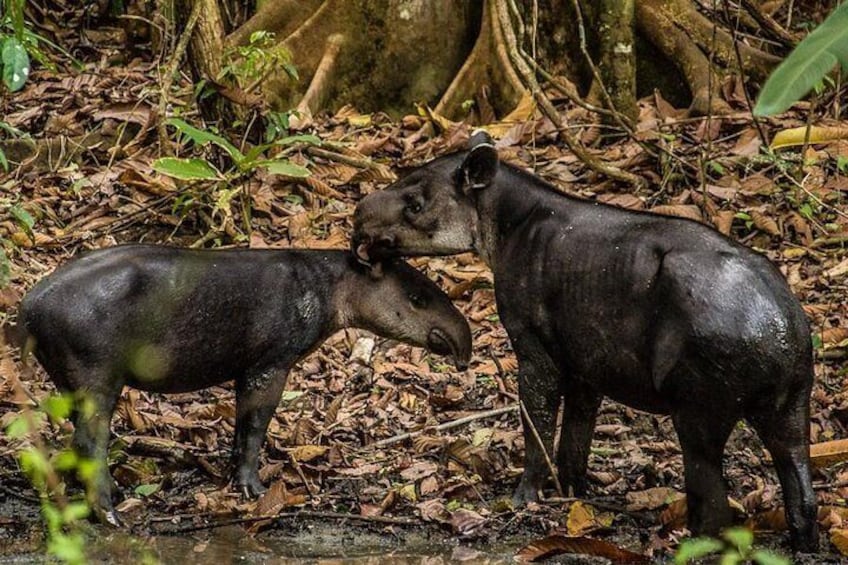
713,210 -> 735,235
625,487 -> 678,511
450,508 -> 487,535
400,460 -> 438,481
565,501 -> 613,535
831,529 -> 848,556
324,394 -> 344,426
750,210 -> 781,237
650,205 -> 703,223
659,497 -> 687,529
515,535 -> 651,564
810,438 -> 848,468
598,193 -> 645,210
827,258 -> 848,279
746,508 -> 788,532
821,327 -> 848,346
289,445 -> 328,463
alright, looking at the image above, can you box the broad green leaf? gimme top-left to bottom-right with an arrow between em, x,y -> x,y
281,390 -> 304,402
1,37 -> 30,92
164,118 -> 245,162
43,394 -> 74,420
53,450 -> 79,472
62,501 -> 91,522
674,538 -> 723,564
722,527 -> 753,554
242,135 -> 321,166
153,157 -> 220,180
754,3 -> 848,116
258,159 -> 310,178
10,204 -> 34,236
751,550 -> 791,565
134,483 -> 161,497
0,148 -> 8,172
5,415 -> 31,438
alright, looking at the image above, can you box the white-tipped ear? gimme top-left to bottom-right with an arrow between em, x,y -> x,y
458,143 -> 498,193
368,261 -> 384,280
469,129 -> 494,148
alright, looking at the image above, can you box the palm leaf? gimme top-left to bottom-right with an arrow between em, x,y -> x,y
754,3 -> 848,116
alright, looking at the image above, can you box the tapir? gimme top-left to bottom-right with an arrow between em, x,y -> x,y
351,132 -> 818,551
19,245 -> 472,526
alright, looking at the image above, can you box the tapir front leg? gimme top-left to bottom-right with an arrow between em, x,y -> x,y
557,380 -> 602,496
511,336 -> 563,505
233,366 -> 290,498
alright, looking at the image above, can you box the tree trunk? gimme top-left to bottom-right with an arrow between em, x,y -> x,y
598,0 -> 638,123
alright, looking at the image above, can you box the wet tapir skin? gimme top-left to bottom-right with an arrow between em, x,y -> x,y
20,245 -> 471,527
352,132 -> 818,551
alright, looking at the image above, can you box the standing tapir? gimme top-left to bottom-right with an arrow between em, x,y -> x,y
351,132 -> 818,551
19,245 -> 472,526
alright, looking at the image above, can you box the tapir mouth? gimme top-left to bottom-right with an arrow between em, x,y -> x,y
428,328 -> 469,371
352,234 -> 397,264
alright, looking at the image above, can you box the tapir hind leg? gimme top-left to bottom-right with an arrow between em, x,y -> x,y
512,337 -> 562,505
672,408 -> 735,537
749,385 -> 818,552
233,366 -> 290,498
557,381 -> 601,496
70,371 -> 125,527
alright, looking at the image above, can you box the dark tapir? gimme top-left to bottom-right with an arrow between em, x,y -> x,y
19,245 -> 471,526
352,132 -> 818,551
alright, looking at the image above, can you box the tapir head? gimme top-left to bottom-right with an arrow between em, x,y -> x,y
352,131 -> 499,263
342,257 -> 472,370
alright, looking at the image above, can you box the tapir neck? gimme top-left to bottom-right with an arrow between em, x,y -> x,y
474,164 -> 567,270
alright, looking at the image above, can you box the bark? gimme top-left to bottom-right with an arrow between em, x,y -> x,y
597,0 -> 638,122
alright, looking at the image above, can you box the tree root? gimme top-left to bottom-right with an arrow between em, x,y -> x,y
226,0 -> 323,48
295,34 -> 345,119
435,0 -> 524,120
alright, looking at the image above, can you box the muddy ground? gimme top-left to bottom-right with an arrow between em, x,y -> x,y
2,6 -> 848,564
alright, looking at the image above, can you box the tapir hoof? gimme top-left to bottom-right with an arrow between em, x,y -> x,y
94,506 -> 125,528
237,480 -> 268,499
511,479 -> 540,507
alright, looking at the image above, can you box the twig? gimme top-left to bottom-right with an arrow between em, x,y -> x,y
519,400 -> 564,498
154,509 -> 420,534
739,0 -> 797,46
371,405 -> 519,448
494,0 -> 645,188
306,146 -> 376,170
157,0 -> 204,150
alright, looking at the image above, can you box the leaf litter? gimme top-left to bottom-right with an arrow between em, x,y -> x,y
0,10 -> 847,564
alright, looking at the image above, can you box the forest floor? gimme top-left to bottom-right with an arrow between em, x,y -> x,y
1,10 -> 848,565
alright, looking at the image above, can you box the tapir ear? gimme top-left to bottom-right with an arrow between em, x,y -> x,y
457,142 -> 498,194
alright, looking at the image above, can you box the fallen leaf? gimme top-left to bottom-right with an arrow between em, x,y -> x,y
289,445 -> 328,463
771,125 -> 848,149
626,487 -> 679,511
810,438 -> 848,468
450,508 -> 487,535
515,535 -> 651,563
650,205 -> 703,222
750,210 -> 781,236
832,529 -> 848,556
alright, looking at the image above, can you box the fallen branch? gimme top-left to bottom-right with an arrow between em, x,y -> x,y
371,405 -> 519,448
155,509 -> 420,534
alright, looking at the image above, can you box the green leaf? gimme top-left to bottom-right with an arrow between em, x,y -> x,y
134,483 -> 161,497
43,394 -> 74,421
1,37 -> 30,92
53,449 -> 79,472
0,247 -> 10,287
62,501 -> 91,522
751,549 -> 791,565
0,148 -> 8,172
674,538 -> 724,564
754,3 -> 848,116
164,118 -> 245,162
153,157 -> 221,180
722,527 -> 753,554
280,390 -> 304,402
10,204 -> 34,237
5,416 -> 31,439
258,159 -> 311,178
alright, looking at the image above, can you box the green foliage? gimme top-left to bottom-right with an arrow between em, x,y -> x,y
221,30 -> 298,87
5,393 -> 98,564
674,528 -> 790,565
755,3 -> 848,116
156,117 -> 317,178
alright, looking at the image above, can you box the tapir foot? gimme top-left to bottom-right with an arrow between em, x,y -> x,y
234,472 -> 268,499
511,475 -> 541,506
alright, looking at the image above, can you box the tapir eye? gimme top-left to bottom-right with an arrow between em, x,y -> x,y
408,292 -> 427,308
405,201 -> 422,215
